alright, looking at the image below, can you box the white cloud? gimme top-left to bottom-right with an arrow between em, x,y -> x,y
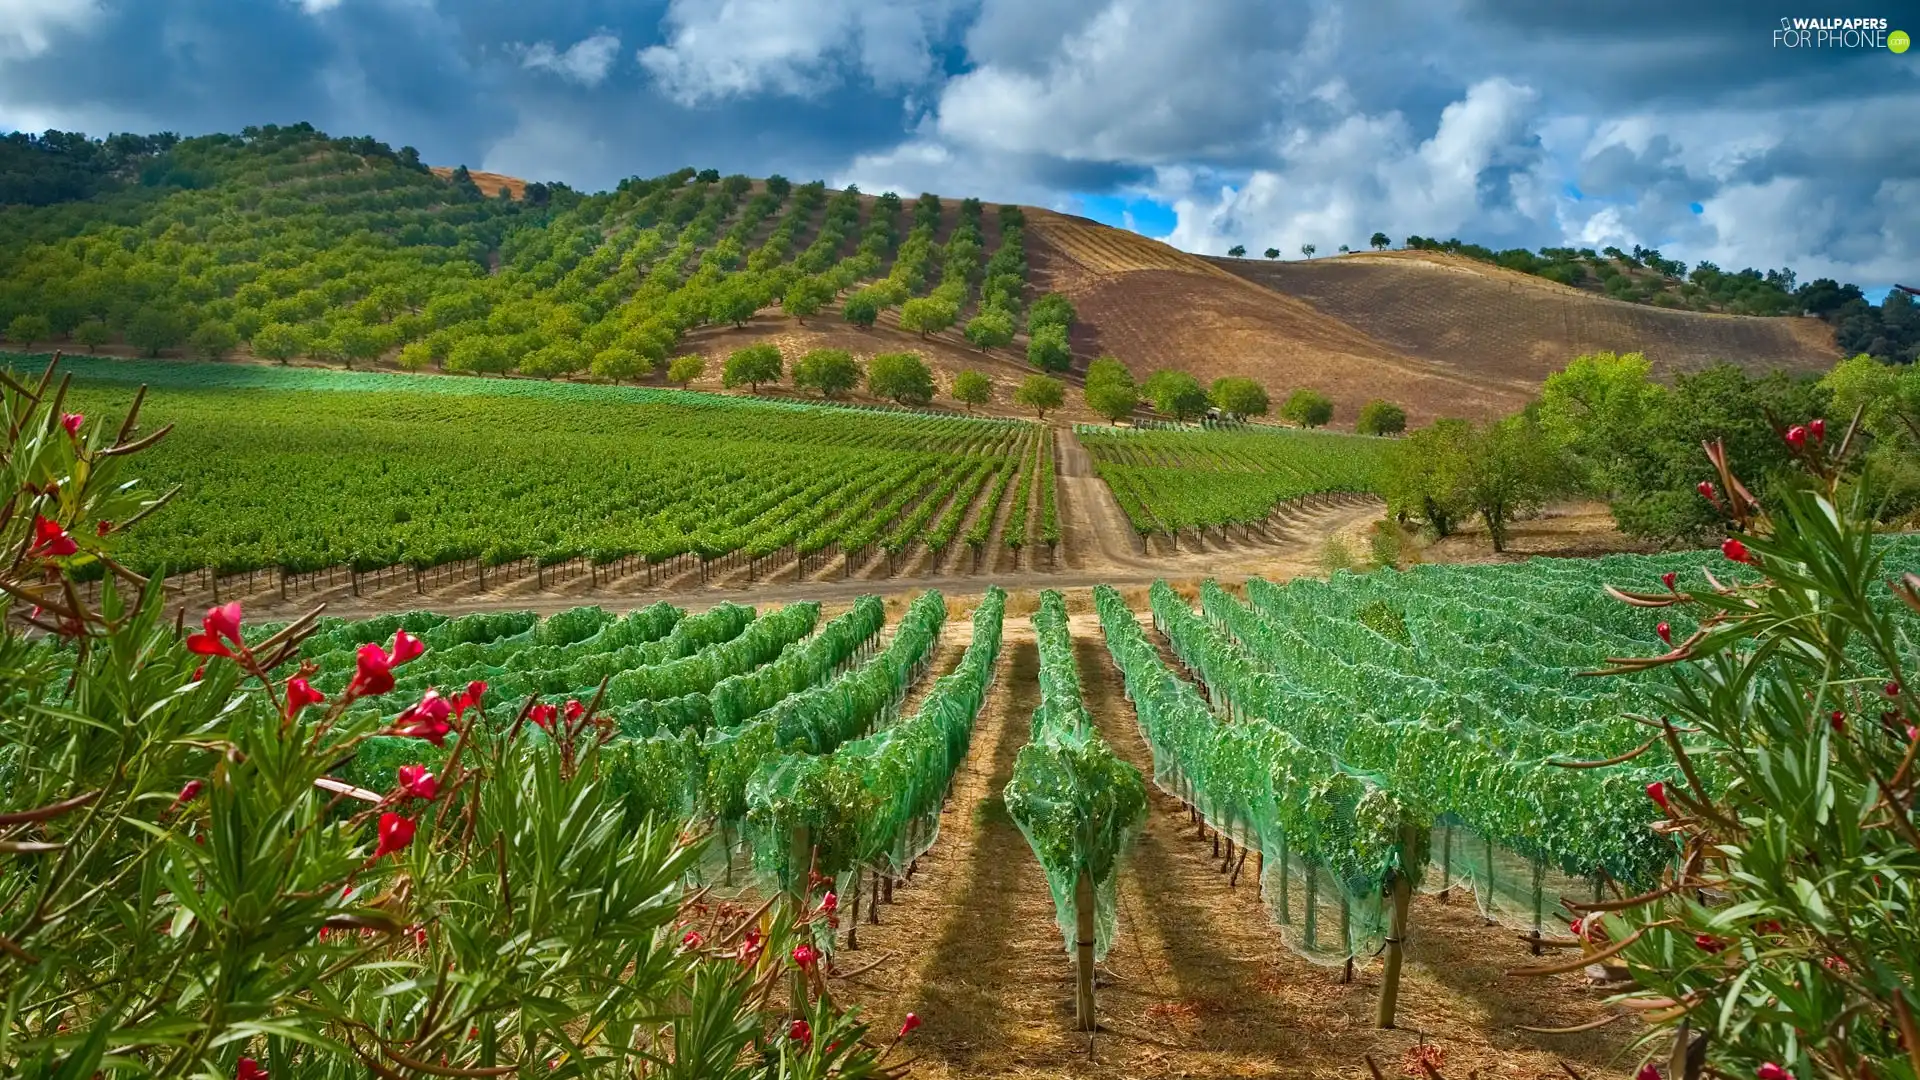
637,0 -> 956,106
519,32 -> 621,87
293,0 -> 342,13
1157,77 -> 1546,257
933,0 -> 1299,162
0,0 -> 102,59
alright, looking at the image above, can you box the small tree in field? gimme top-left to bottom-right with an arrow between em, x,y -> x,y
1208,376 -> 1269,419
1370,231 -> 1391,250
1027,324 -> 1072,373
1227,245 -> 1247,257
73,317 -> 111,353
898,297 -> 958,338
841,289 -> 880,329
591,345 -> 652,384
1083,357 -> 1138,423
963,309 -> 1015,351
868,351 -> 934,406
1014,374 -> 1065,419
1356,399 -> 1407,435
781,276 -> 832,324
953,369 -> 993,412
7,313 -> 52,350
190,320 -> 239,361
793,348 -> 860,399
721,343 -> 782,392
1300,243 -> 1316,259
1263,248 -> 1280,259
251,322 -> 304,364
1281,389 -> 1333,428
1144,370 -> 1208,422
667,353 -> 706,387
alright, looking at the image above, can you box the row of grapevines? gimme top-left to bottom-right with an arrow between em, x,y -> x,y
1038,427 -> 1060,549
1106,584 -> 1424,961
745,587 -> 1006,891
40,361 -> 1030,576
1075,423 -> 1395,536
1002,590 -> 1146,960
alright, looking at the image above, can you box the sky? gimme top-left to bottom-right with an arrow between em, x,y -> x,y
1,0 -> 1915,297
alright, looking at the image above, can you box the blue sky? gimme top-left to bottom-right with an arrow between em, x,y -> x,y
1,1 -> 1915,294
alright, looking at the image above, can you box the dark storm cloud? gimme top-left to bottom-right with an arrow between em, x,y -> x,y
0,0 -> 1913,285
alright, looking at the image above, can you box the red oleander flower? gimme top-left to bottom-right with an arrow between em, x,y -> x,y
350,642 -> 396,697
1809,418 -> 1825,441
787,1020 -> 812,1049
1636,1066 -> 1661,1080
390,629 -> 425,665
30,515 -> 78,558
453,680 -> 488,718
1694,933 -> 1726,953
61,412 -> 84,437
736,928 -> 765,966
820,891 -> 837,914
1829,710 -> 1845,733
96,520 -> 112,537
394,690 -> 453,746
1656,622 -> 1671,644
681,930 -> 705,950
186,603 -> 245,657
396,764 -> 438,801
174,779 -> 205,807
1646,781 -> 1670,813
1661,571 -> 1676,591
285,675 -> 325,717
1757,1065 -> 1794,1080
1721,538 -> 1752,564
564,698 -> 585,723
791,943 -> 819,969
1697,480 -> 1717,501
1784,425 -> 1807,448
899,1012 -> 922,1037
529,702 -> 558,732
236,1058 -> 268,1080
374,812 -> 416,859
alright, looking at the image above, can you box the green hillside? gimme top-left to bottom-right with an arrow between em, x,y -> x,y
0,124 -> 1032,378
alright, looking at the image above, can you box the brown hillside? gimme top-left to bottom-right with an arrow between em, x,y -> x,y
1211,249 -> 1839,383
1027,211 -> 1532,425
427,166 -> 527,199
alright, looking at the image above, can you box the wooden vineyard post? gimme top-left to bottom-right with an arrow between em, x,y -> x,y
788,825 -> 812,1018
1074,869 -> 1097,1032
1376,825 -> 1419,1029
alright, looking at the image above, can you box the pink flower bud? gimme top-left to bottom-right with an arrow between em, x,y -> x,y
1809,418 -> 1825,442
1646,781 -> 1671,813
1784,425 -> 1807,448
1656,622 -> 1671,644
899,1012 -> 922,1037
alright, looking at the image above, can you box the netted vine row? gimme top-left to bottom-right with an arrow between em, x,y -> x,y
1003,589 -> 1147,960
745,587 -> 1007,895
1110,585 -> 1425,962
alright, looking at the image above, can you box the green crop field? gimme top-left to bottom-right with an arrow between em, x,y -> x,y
1074,423 -> 1394,539
13,354 -> 1037,576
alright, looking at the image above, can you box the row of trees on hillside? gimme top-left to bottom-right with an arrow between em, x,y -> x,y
0,125 -> 1042,386
700,343 -> 1078,418
1076,358 -> 1406,434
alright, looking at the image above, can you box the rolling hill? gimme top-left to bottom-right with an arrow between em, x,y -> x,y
0,125 -> 1844,429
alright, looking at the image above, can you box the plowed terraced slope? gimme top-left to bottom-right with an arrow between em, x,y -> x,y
1027,211 -> 1536,425
1211,249 -> 1839,385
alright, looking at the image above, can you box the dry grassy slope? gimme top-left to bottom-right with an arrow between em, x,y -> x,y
427,166 -> 527,199
1026,211 -> 1533,426
1211,249 -> 1840,388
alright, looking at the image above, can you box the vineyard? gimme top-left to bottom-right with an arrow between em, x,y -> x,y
1076,422 -> 1395,540
24,355 -> 1061,583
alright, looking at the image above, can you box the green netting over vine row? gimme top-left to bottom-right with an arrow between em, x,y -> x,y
701,590 -> 947,839
1003,589 -> 1147,962
341,597 -> 881,807
745,588 -> 1006,903
1110,585 -> 1425,964
1177,579 -> 1670,894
